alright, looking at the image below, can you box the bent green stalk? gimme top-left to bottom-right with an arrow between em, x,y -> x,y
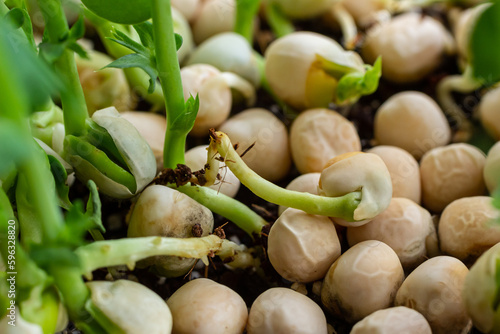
209,131 -> 362,221
75,235 -> 254,278
175,184 -> 267,236
37,0 -> 88,137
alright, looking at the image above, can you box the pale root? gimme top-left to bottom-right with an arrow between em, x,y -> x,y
247,287 -> 328,334
167,278 -> 247,334
362,12 -> 454,83
184,145 -> 240,198
347,197 -> 437,271
268,208 -> 341,283
367,145 -> 421,203
394,256 -> 471,334
290,108 -> 361,174
219,108 -> 291,181
420,143 -> 486,212
374,91 -> 451,160
321,240 -> 404,323
438,196 -> 500,264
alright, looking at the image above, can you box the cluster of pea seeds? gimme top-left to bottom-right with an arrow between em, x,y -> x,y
59,0 -> 500,333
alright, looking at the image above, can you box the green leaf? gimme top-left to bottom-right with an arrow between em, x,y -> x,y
133,21 -> 155,49
4,4 -> 36,50
47,155 -> 72,210
174,33 -> 183,51
69,15 -> 86,41
104,53 -> 158,93
336,57 -> 382,103
470,1 -> 500,85
68,41 -> 88,59
86,180 -> 105,233
5,7 -> 24,28
171,94 -> 199,131
108,28 -> 147,54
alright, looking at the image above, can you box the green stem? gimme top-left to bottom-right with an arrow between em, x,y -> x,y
264,1 -> 295,38
37,0 -> 88,136
210,131 -> 361,221
163,129 -> 188,169
235,0 -> 261,43
151,0 -> 188,169
75,235 -> 249,277
175,184 -> 268,236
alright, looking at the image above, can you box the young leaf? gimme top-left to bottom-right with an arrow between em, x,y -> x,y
108,28 -> 148,55
170,94 -> 199,131
104,53 -> 158,93
86,180 -> 105,233
47,155 -> 72,210
336,57 -> 382,103
4,6 -> 35,51
469,0 -> 500,85
175,33 -> 183,51
69,15 -> 86,41
5,7 -> 24,28
133,21 -> 155,49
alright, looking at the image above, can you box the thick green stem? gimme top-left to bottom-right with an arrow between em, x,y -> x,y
235,0 -> 261,43
152,0 -> 188,169
210,131 -> 361,221
163,130 -> 188,170
37,0 -> 88,136
75,235 -> 250,277
175,184 -> 268,236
